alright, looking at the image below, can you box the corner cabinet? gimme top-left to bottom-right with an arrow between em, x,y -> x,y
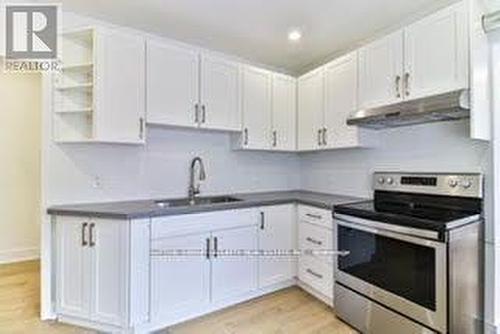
146,39 -> 241,132
53,27 -> 146,144
271,74 -> 297,151
240,66 -> 273,150
298,67 -> 325,151
238,68 -> 297,151
298,52 -> 375,151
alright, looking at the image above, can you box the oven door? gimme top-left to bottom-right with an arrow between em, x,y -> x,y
335,214 -> 447,333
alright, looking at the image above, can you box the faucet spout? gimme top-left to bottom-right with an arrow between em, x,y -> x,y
188,157 -> 206,203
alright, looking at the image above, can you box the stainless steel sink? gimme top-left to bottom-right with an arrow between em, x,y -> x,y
155,196 -> 242,208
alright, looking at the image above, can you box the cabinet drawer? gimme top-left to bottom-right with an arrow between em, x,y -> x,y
298,205 -> 332,229
298,255 -> 333,299
152,209 -> 258,239
299,222 -> 333,264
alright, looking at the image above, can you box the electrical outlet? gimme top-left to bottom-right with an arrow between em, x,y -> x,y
92,176 -> 102,189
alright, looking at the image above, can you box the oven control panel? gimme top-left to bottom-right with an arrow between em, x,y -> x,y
374,172 -> 483,198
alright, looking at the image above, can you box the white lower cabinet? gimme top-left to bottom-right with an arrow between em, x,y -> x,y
151,232 -> 211,321
56,217 -> 128,326
211,226 -> 258,302
258,204 -> 296,288
297,205 -> 335,305
55,216 -> 150,332
55,204 -> 337,332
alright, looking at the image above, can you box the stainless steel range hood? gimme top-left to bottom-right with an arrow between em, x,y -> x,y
347,89 -> 470,130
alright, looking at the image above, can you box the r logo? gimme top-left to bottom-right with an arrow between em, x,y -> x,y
6,5 -> 58,59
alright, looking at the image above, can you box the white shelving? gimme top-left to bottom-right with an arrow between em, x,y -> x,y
53,28 -> 95,142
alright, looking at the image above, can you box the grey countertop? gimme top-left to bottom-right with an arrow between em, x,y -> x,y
47,190 -> 366,220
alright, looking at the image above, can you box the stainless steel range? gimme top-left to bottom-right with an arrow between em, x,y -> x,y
333,172 -> 483,334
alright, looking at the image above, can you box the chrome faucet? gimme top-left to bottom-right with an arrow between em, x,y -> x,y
188,157 -> 206,204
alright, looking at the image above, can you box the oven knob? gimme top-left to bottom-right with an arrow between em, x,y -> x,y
461,179 -> 472,189
378,177 -> 385,184
386,177 -> 394,185
448,179 -> 458,188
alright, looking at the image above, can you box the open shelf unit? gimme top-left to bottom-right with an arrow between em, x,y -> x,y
53,28 -> 95,142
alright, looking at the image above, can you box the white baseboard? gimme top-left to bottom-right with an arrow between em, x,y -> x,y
0,247 -> 39,264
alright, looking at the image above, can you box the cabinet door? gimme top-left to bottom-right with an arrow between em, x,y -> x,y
212,226 -> 258,302
324,53 -> 360,149
151,232 -> 211,320
258,205 -> 295,288
200,54 -> 241,131
90,219 -> 129,326
55,217 -> 91,319
272,74 -> 297,151
404,2 -> 468,100
146,40 -> 200,127
241,66 -> 272,150
94,30 -> 146,143
358,30 -> 404,109
298,68 -> 324,151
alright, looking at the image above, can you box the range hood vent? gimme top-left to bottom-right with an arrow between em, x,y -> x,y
347,89 -> 470,130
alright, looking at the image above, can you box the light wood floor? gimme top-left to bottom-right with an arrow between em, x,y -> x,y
0,260 -> 356,334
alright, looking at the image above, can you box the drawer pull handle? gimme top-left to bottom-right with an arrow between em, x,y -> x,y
306,268 -> 323,279
306,237 -> 322,246
213,236 -> 218,258
81,222 -> 88,247
305,213 -> 322,220
337,250 -> 351,257
89,223 -> 96,247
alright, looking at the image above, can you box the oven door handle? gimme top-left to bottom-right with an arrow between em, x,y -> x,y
336,218 -> 444,248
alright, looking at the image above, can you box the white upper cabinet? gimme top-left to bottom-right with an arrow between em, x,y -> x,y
404,1 -> 468,100
54,27 -> 146,144
324,52 -> 362,149
241,66 -> 273,150
359,2 -> 469,109
200,54 -> 241,131
94,30 -> 146,144
358,30 -> 405,110
146,41 -> 200,128
271,74 -> 297,151
298,67 -> 325,151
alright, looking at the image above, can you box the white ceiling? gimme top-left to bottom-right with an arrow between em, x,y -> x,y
54,0 -> 456,74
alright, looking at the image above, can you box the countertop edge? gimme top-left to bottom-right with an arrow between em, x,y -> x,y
47,191 -> 365,220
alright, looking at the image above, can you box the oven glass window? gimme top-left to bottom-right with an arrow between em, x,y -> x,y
338,226 -> 436,310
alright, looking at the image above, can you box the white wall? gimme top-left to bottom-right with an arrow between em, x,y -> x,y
299,121 -> 490,198
46,127 -> 300,205
0,62 -> 41,263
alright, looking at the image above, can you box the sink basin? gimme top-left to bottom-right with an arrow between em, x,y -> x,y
155,196 -> 242,208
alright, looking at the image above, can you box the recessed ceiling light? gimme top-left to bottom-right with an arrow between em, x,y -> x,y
288,29 -> 302,42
